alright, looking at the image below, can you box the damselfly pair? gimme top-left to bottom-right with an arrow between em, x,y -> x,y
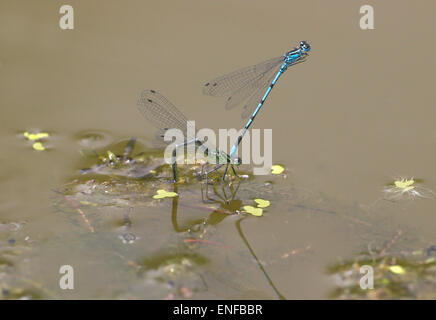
137,41 -> 311,182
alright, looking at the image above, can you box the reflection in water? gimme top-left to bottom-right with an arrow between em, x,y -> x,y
170,180 -> 242,233
170,178 -> 286,299
236,217 -> 286,300
54,138 -> 359,298
29,137 -> 436,299
118,207 -> 137,244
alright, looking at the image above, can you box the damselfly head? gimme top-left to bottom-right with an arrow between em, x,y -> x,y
299,41 -> 310,53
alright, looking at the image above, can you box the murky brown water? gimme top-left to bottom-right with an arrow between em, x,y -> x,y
1,1 -> 436,299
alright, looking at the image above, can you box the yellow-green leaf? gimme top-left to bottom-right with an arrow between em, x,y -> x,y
80,201 -> 97,206
388,265 -> 406,275
24,131 -> 50,141
32,142 -> 45,151
153,189 -> 178,199
254,198 -> 270,208
394,179 -> 414,189
425,257 -> 436,264
243,205 -> 263,217
107,151 -> 119,163
271,165 -> 285,175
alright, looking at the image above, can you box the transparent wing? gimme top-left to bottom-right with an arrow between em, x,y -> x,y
202,56 -> 283,97
137,90 -> 191,147
222,62 -> 280,111
241,64 -> 283,119
137,89 -> 188,132
223,82 -> 256,111
239,59 -> 308,119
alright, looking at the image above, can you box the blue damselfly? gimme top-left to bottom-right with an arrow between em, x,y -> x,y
203,41 -> 311,158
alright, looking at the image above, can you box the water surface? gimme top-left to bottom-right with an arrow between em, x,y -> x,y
1,1 -> 436,299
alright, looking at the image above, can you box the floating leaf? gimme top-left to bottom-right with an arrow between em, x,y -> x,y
153,189 -> 178,199
388,265 -> 406,275
425,257 -> 436,264
383,178 -> 434,201
254,198 -> 270,208
271,165 -> 285,175
243,205 -> 263,217
32,142 -> 45,151
24,131 -> 50,141
80,201 -> 97,207
394,179 -> 414,189
107,151 -> 119,163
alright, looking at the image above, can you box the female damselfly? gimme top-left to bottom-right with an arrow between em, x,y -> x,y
137,90 -> 241,182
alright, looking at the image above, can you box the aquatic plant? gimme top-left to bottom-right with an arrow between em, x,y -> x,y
383,178 -> 434,201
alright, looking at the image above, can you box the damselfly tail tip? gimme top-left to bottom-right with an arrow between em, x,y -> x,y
299,41 -> 310,53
